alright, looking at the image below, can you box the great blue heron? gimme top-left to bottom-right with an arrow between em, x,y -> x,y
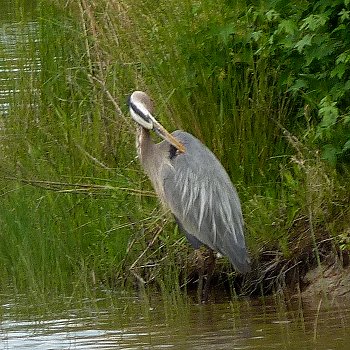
128,91 -> 250,297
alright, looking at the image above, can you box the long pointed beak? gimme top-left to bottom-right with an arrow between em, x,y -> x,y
153,120 -> 186,153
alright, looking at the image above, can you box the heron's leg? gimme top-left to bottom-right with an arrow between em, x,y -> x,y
202,248 -> 216,303
195,249 -> 205,303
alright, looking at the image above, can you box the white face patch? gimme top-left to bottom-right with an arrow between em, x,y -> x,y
130,106 -> 153,129
129,94 -> 154,130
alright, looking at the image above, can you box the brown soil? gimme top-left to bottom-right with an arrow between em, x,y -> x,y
301,262 -> 350,299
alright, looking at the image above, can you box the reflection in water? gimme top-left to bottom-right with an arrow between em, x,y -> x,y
0,0 -> 39,116
1,294 -> 350,350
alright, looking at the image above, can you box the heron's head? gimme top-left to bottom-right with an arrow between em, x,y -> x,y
128,91 -> 155,130
128,91 -> 186,153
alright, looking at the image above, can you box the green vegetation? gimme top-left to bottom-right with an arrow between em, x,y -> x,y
0,0 -> 349,298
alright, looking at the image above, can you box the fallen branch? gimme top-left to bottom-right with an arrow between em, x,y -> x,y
2,176 -> 156,197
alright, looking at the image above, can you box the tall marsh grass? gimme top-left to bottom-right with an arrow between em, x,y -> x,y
0,0 -> 349,297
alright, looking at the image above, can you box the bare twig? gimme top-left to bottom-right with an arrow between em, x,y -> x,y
89,75 -> 124,117
2,176 -> 156,197
75,143 -> 112,170
129,227 -> 162,271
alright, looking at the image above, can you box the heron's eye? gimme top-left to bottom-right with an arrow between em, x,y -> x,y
169,145 -> 178,160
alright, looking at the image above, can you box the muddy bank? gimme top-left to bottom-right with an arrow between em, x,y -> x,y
302,262 -> 350,299
204,250 -> 350,301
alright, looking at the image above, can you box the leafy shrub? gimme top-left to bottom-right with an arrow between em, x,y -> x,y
269,0 -> 350,165
181,0 -> 350,166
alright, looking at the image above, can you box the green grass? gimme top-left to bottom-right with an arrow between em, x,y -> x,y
0,0 -> 349,298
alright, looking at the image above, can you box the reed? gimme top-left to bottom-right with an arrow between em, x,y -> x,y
0,0 -> 348,297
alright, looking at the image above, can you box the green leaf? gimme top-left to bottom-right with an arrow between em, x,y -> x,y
265,9 -> 280,22
344,114 -> 350,124
339,9 -> 350,22
288,79 -> 308,92
336,51 -> 350,64
301,14 -> 328,31
318,97 -> 339,129
277,19 -> 298,35
343,139 -> 350,152
331,63 -> 346,79
294,34 -> 313,52
251,30 -> 263,42
321,145 -> 339,165
214,23 -> 236,45
319,110 -> 339,128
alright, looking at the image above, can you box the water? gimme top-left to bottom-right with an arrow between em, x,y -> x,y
1,293 -> 350,350
0,0 -> 39,116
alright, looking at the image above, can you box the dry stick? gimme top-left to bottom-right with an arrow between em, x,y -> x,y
129,229 -> 162,270
78,0 -> 93,76
81,0 -> 103,74
87,75 -> 136,138
3,176 -> 156,197
89,75 -> 124,118
117,210 -> 168,284
75,143 -> 112,170
270,117 -> 324,268
79,0 -> 119,156
267,114 -> 305,156
129,228 -> 163,284
313,298 -> 323,341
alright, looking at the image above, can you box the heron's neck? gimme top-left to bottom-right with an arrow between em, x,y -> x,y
136,127 -> 154,167
136,126 -> 167,202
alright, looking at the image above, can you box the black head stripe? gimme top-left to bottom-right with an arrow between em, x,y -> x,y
128,98 -> 152,124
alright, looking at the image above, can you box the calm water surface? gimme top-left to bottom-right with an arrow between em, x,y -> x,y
0,0 -> 39,116
1,293 -> 350,350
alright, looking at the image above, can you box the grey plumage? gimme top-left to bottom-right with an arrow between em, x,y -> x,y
128,91 -> 250,274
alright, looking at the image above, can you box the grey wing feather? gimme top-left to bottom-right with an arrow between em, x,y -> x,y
161,131 -> 250,273
174,216 -> 202,249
